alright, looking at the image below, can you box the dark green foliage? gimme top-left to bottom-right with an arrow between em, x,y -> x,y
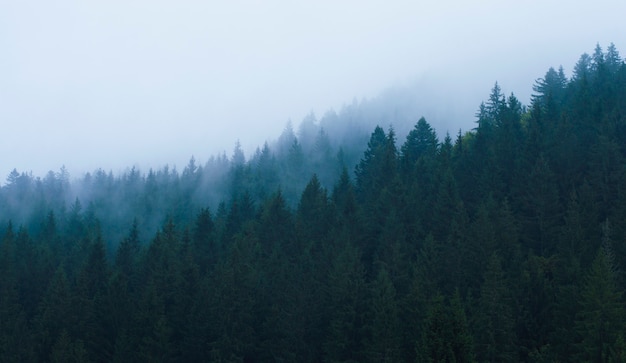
418,292 -> 474,363
519,155 -> 562,256
400,116 -> 438,176
575,241 -> 625,362
365,266 -> 401,362
472,253 -> 516,362
355,126 -> 395,202
0,44 -> 625,362
323,237 -> 367,362
115,220 -> 141,289
191,207 -> 216,272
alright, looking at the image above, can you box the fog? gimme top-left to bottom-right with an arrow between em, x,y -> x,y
1,0 -> 625,178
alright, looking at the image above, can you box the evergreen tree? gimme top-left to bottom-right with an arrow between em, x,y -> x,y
473,253 -> 516,362
605,42 -> 622,73
115,219 -> 141,284
418,292 -> 474,363
355,126 -> 398,203
191,207 -> 216,272
575,243 -> 625,362
520,155 -> 562,256
323,236 -> 367,362
573,52 -> 592,81
400,117 -> 438,176
35,266 -> 75,361
364,266 -> 401,363
531,66 -> 568,109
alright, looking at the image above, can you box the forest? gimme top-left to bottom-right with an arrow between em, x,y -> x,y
1,43 -> 626,362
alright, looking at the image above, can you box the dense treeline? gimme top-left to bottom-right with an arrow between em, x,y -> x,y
0,112 -> 370,248
1,44 -> 626,362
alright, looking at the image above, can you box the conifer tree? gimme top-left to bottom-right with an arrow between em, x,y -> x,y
473,253 -> 516,362
365,266 -> 401,363
323,236 -> 367,362
575,242 -> 625,362
400,117 -> 438,176
419,292 -> 474,363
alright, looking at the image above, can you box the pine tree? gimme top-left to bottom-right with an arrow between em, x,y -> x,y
191,207 -> 217,272
77,233 -> 113,361
365,266 -> 401,363
573,53 -> 592,81
575,243 -> 625,362
115,220 -> 141,285
323,236 -> 367,362
520,155 -> 562,256
297,174 -> 332,250
208,225 -> 261,361
531,66 -> 568,109
355,126 -> 396,202
473,253 -> 516,362
400,117 -> 438,177
418,292 -> 475,363
605,42 -> 622,73
35,266 -> 74,361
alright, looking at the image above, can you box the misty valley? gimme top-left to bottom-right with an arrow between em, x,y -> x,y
2,44 -> 626,362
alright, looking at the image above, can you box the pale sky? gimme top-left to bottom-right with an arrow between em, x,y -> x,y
1,0 -> 625,177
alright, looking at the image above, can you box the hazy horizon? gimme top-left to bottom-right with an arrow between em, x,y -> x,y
2,0 -> 625,178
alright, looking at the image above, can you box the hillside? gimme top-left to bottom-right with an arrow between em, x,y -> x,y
1,43 -> 626,362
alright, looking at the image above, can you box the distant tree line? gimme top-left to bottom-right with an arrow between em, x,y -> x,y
0,43 -> 625,362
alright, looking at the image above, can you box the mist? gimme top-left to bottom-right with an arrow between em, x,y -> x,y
2,5 -> 626,356
2,1 -> 626,178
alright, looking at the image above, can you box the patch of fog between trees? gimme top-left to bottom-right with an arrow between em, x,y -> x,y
0,78 -> 492,247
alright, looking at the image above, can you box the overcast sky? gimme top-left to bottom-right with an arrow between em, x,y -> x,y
1,0 -> 625,178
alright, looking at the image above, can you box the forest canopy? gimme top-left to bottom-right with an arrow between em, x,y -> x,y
1,43 -> 626,362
